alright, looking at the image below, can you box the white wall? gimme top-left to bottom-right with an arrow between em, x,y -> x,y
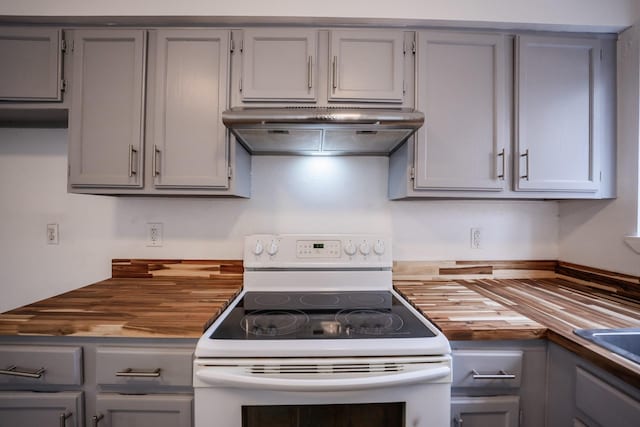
0,128 -> 559,312
0,0 -> 636,32
558,25 -> 640,276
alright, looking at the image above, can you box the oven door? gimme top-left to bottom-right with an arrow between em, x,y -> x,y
194,356 -> 451,427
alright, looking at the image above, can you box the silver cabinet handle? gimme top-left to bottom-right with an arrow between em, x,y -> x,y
453,416 -> 463,426
497,148 -> 505,180
116,368 -> 161,377
520,149 -> 529,180
128,144 -> 138,177
307,56 -> 313,89
332,56 -> 338,90
152,145 -> 161,177
92,414 -> 103,427
0,365 -> 45,378
471,369 -> 516,380
59,412 -> 71,427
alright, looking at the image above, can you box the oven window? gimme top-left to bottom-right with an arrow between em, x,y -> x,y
242,402 -> 404,427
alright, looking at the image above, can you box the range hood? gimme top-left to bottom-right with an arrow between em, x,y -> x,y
222,107 -> 424,155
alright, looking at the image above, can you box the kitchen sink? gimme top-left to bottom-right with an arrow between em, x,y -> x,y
574,328 -> 640,364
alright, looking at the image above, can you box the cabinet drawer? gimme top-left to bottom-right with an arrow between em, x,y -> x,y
452,350 -> 522,388
96,347 -> 193,387
0,345 -> 82,386
575,367 -> 640,427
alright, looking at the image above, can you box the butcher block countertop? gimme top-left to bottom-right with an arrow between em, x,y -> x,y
0,260 -> 243,338
0,259 -> 638,386
393,260 -> 640,387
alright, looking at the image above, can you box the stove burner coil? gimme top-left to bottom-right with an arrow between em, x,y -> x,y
241,310 -> 309,337
335,309 -> 404,336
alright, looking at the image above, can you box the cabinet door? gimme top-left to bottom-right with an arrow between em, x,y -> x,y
329,30 -> 404,102
95,393 -> 192,427
515,35 -> 599,192
451,396 -> 519,427
68,29 -> 146,188
0,391 -> 83,427
150,29 -> 230,189
414,31 -> 507,191
0,27 -> 63,101
240,29 -> 317,101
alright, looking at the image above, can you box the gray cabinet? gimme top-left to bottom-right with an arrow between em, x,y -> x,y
148,29 -> 231,190
239,29 -> 317,102
450,341 -> 548,427
94,394 -> 192,427
515,35 -> 600,193
0,391 -> 83,427
413,31 -> 508,191
0,27 -> 64,101
451,396 -> 520,427
546,342 -> 640,427
389,32 -> 616,200
233,28 -> 409,106
68,29 -> 146,188
67,28 -> 250,196
329,30 -> 405,103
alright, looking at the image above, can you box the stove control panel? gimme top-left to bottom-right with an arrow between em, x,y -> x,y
244,234 -> 391,268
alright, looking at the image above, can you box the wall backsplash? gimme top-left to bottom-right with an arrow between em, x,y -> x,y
0,128 -> 558,312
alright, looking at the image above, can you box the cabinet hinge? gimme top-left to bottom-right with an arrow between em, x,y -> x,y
412,40 -> 416,55
240,39 -> 244,53
68,165 -> 71,177
228,166 -> 233,179
230,37 -> 234,53
61,39 -> 67,53
60,79 -> 68,92
239,78 -> 243,92
403,80 -> 406,95
410,166 -> 415,180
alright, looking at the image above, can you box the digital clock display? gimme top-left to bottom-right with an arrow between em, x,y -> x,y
313,243 -> 324,249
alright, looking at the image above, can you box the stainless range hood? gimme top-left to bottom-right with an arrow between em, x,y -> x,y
222,107 -> 424,155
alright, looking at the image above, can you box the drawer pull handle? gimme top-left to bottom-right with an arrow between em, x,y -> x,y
59,411 -> 71,427
116,368 -> 161,378
92,414 -> 104,427
0,365 -> 46,378
471,369 -> 516,380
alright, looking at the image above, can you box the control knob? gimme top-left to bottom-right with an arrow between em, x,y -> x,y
267,240 -> 279,256
359,241 -> 371,256
253,240 -> 264,256
373,240 -> 385,255
344,241 -> 357,256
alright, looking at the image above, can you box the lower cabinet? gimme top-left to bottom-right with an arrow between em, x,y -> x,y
94,393 -> 192,427
0,338 -> 197,427
0,391 -> 83,427
451,396 -> 519,427
546,342 -> 640,427
450,340 -> 548,427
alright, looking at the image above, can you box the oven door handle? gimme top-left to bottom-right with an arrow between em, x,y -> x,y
196,365 -> 450,392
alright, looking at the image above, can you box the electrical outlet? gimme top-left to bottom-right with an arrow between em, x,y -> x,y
147,223 -> 163,247
46,223 -> 59,245
470,228 -> 481,249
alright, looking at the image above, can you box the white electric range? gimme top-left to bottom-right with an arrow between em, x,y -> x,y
194,234 -> 451,427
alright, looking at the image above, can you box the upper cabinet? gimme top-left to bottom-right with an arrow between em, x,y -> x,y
328,30 -> 405,103
148,29 -> 231,190
0,27 -> 64,101
413,31 -> 508,191
68,29 -> 146,188
515,35 -> 600,193
240,29 -> 318,102
231,28 -> 412,107
67,28 -> 250,196
389,32 -> 616,200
